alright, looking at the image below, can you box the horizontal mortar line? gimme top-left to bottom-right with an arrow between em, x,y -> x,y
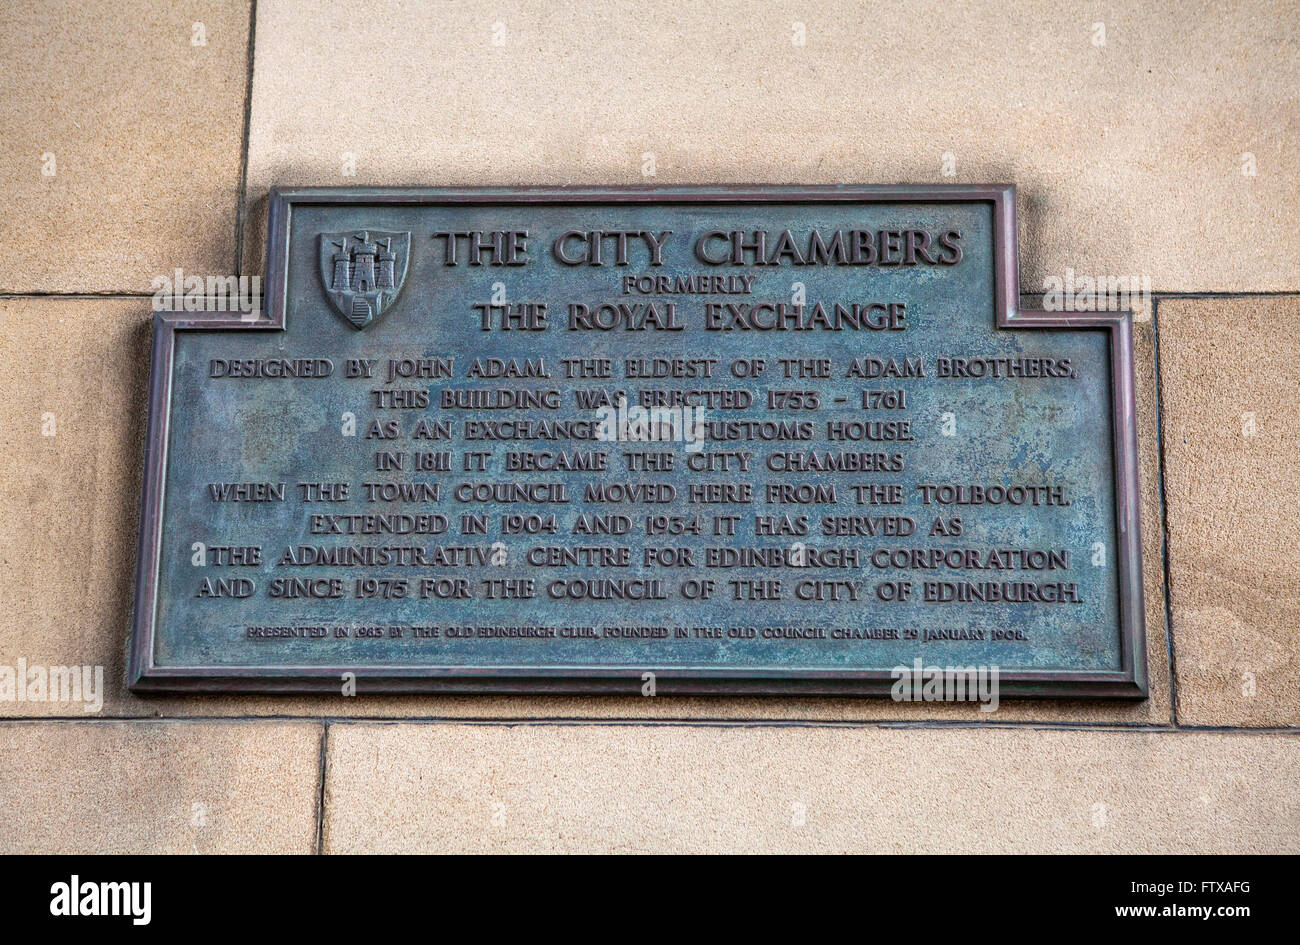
0,292 -> 155,300
0,710 -> 1169,726
1022,289 -> 1300,299
315,717 -> 1179,731
6,715 -> 1295,735
321,718 -> 1192,734
304,718 -> 1300,736
1163,723 -> 1300,734
875,720 -> 1300,734
0,715 -> 323,726
1141,290 -> 1300,299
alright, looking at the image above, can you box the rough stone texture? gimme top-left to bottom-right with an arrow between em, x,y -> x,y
323,724 -> 1300,853
1159,297 -> 1300,727
0,297 -> 1169,723
0,0 -> 251,292
242,1 -> 1298,292
0,299 -> 152,715
0,721 -> 321,853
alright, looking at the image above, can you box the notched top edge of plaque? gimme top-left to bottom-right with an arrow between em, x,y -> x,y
127,184 -> 1147,699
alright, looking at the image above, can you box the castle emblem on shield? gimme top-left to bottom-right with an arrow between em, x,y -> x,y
319,229 -> 410,329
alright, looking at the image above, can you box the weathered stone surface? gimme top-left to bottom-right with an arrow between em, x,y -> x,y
323,724 -> 1300,853
1159,297 -> 1300,726
243,1 -> 1298,291
0,721 -> 321,853
0,1 -> 251,291
0,299 -> 152,715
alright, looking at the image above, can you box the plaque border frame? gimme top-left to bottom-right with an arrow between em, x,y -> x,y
128,184 -> 1147,698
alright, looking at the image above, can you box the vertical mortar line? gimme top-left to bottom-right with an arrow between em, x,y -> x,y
233,0 -> 259,278
1150,296 -> 1180,726
315,722 -> 329,854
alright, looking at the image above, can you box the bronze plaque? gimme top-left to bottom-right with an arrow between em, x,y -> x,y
129,186 -> 1146,698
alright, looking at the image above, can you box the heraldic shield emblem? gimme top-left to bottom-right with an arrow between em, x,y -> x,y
318,230 -> 410,329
